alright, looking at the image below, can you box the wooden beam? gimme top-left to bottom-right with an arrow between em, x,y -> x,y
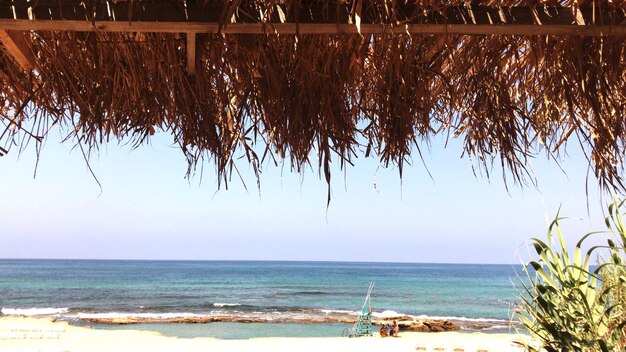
0,30 -> 35,70
187,32 -> 196,76
0,20 -> 625,36
2,3 -> 624,28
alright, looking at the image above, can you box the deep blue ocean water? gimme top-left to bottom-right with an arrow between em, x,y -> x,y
0,260 -> 522,338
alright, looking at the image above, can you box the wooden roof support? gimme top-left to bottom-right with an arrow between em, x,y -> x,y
0,20 -> 624,36
187,32 -> 196,76
1,4 -> 625,37
2,3 -> 623,26
0,30 -> 35,70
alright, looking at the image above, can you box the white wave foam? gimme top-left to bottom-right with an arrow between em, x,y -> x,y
317,309 -> 511,326
316,309 -> 509,325
413,314 -> 510,323
318,309 -> 359,316
213,303 -> 241,307
8,307 -> 512,328
1,308 -> 69,316
372,310 -> 405,318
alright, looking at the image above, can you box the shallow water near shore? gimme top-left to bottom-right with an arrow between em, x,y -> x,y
76,321 -> 353,339
1,259 -> 522,338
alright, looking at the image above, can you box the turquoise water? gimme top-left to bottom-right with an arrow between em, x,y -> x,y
83,322 -> 352,339
0,260 -> 522,338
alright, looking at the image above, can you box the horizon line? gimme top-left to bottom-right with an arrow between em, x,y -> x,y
0,257 -> 521,266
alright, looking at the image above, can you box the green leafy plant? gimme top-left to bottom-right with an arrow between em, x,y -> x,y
518,199 -> 626,352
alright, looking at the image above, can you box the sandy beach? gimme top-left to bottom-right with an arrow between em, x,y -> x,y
0,317 -> 530,352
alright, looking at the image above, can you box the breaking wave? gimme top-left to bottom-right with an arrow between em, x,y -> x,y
1,307 -> 69,316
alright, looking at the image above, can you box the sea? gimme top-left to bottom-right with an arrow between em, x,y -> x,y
0,259 -> 524,339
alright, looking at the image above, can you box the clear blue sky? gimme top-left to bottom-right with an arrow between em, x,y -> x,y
0,130 -> 611,264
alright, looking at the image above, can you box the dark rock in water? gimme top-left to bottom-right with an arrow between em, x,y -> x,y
79,315 -> 357,325
464,322 -> 496,330
375,318 -> 460,333
79,313 -> 460,331
426,322 -> 445,332
406,321 -> 430,332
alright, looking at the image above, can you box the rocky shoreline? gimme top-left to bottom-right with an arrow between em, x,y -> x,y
78,315 -> 461,332
78,315 -> 354,325
374,318 -> 460,332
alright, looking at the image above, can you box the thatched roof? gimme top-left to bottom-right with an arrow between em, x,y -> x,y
0,1 -> 625,193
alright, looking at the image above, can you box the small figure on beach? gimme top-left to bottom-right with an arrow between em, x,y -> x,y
379,324 -> 388,337
391,320 -> 399,337
380,320 -> 400,337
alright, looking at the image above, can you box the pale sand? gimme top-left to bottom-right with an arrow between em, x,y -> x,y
0,317 -> 530,352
